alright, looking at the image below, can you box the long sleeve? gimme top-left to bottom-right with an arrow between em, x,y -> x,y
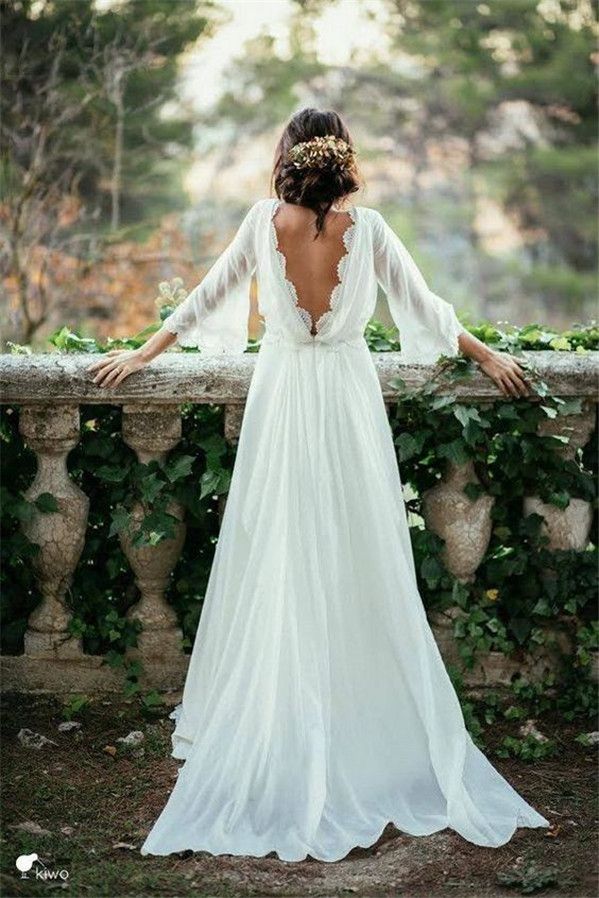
162,200 -> 261,355
370,210 -> 467,364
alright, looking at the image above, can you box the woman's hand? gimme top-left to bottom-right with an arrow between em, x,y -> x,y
86,348 -> 149,389
478,350 -> 530,398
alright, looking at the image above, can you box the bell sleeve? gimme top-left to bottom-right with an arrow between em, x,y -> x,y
371,210 -> 467,364
161,201 -> 261,355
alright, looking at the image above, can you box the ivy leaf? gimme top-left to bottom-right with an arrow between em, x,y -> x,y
96,464 -> 128,483
395,432 -> 419,461
549,336 -> 572,351
141,690 -> 163,708
197,434 -> 227,467
421,555 -> 443,584
496,404 -> 521,420
453,405 -> 482,428
463,420 -> 485,446
509,617 -> 533,644
463,482 -> 484,501
164,455 -> 195,483
437,439 -> 470,466
430,394 -> 456,410
547,491 -> 570,509
532,598 -> 551,616
109,505 -> 130,537
34,492 -> 59,513
556,398 -> 583,416
139,472 -> 164,504
199,469 -> 231,499
540,406 -> 558,419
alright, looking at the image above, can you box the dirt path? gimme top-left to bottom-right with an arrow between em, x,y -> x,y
1,693 -> 596,897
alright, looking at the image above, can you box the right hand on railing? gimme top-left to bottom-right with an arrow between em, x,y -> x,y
86,349 -> 149,389
478,350 -> 531,398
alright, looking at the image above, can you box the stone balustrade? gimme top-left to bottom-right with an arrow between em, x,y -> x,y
1,349 -> 597,694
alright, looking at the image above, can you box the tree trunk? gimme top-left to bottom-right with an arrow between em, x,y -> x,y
110,77 -> 125,232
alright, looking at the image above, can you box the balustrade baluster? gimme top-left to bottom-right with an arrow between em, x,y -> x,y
524,402 -> 596,550
422,459 -> 494,583
19,405 -> 88,658
120,403 -> 186,659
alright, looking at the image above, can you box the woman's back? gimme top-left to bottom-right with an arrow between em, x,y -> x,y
271,201 -> 355,336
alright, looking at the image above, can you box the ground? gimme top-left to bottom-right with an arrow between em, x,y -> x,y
1,692 -> 597,898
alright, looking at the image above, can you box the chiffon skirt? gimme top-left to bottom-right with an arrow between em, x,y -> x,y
140,335 -> 549,862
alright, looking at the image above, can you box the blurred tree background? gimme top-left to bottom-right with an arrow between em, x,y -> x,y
1,0 -> 597,345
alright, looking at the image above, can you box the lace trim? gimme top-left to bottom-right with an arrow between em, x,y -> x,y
270,199 -> 357,337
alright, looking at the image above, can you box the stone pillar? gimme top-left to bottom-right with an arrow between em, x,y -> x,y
524,403 -> 596,550
422,459 -> 494,583
120,404 -> 186,659
19,406 -> 88,658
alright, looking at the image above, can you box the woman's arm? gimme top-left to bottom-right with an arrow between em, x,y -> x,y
457,329 -> 530,398
86,326 -> 177,389
87,200 -> 262,389
371,210 -> 530,398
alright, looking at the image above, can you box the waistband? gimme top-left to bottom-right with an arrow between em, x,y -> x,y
260,332 -> 367,353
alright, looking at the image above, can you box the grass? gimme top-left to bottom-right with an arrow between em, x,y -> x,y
1,692 -> 597,898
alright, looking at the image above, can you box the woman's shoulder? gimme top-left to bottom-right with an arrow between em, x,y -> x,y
249,197 -> 278,212
352,205 -> 387,240
353,204 -> 384,222
240,198 -> 277,220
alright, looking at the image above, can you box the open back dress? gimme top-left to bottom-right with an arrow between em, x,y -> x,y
140,197 -> 549,862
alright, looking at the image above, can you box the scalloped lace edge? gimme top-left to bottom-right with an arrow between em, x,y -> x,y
270,200 -> 357,337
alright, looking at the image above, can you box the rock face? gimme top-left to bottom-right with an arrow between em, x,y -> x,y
1,350 -> 597,693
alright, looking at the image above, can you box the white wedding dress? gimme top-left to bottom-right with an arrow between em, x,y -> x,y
140,198 -> 549,862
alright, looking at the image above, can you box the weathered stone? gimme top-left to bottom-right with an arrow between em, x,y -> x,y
523,496 -> 593,551
429,606 -> 571,688
224,403 -> 246,444
1,349 -> 597,404
428,606 -> 464,667
121,402 -> 183,464
537,401 -> 596,461
423,460 -> 494,582
120,405 -> 186,660
0,653 -> 187,693
17,728 -> 58,749
18,406 -> 88,659
524,402 -> 596,550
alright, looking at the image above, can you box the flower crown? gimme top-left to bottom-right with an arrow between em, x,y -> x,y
287,135 -> 355,172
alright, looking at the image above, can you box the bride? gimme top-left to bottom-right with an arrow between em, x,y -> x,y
87,108 -> 549,862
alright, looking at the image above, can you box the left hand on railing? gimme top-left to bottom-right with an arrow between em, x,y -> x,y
478,350 -> 531,398
86,349 -> 148,388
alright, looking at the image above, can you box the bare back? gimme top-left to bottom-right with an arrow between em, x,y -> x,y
272,202 -> 354,336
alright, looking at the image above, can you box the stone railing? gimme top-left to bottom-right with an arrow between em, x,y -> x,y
1,350 -> 597,694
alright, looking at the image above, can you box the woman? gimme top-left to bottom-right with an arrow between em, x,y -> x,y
88,108 -> 549,862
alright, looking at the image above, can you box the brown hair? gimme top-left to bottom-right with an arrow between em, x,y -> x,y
271,108 -> 361,237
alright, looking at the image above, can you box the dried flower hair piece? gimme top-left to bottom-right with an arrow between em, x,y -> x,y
287,135 -> 355,172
